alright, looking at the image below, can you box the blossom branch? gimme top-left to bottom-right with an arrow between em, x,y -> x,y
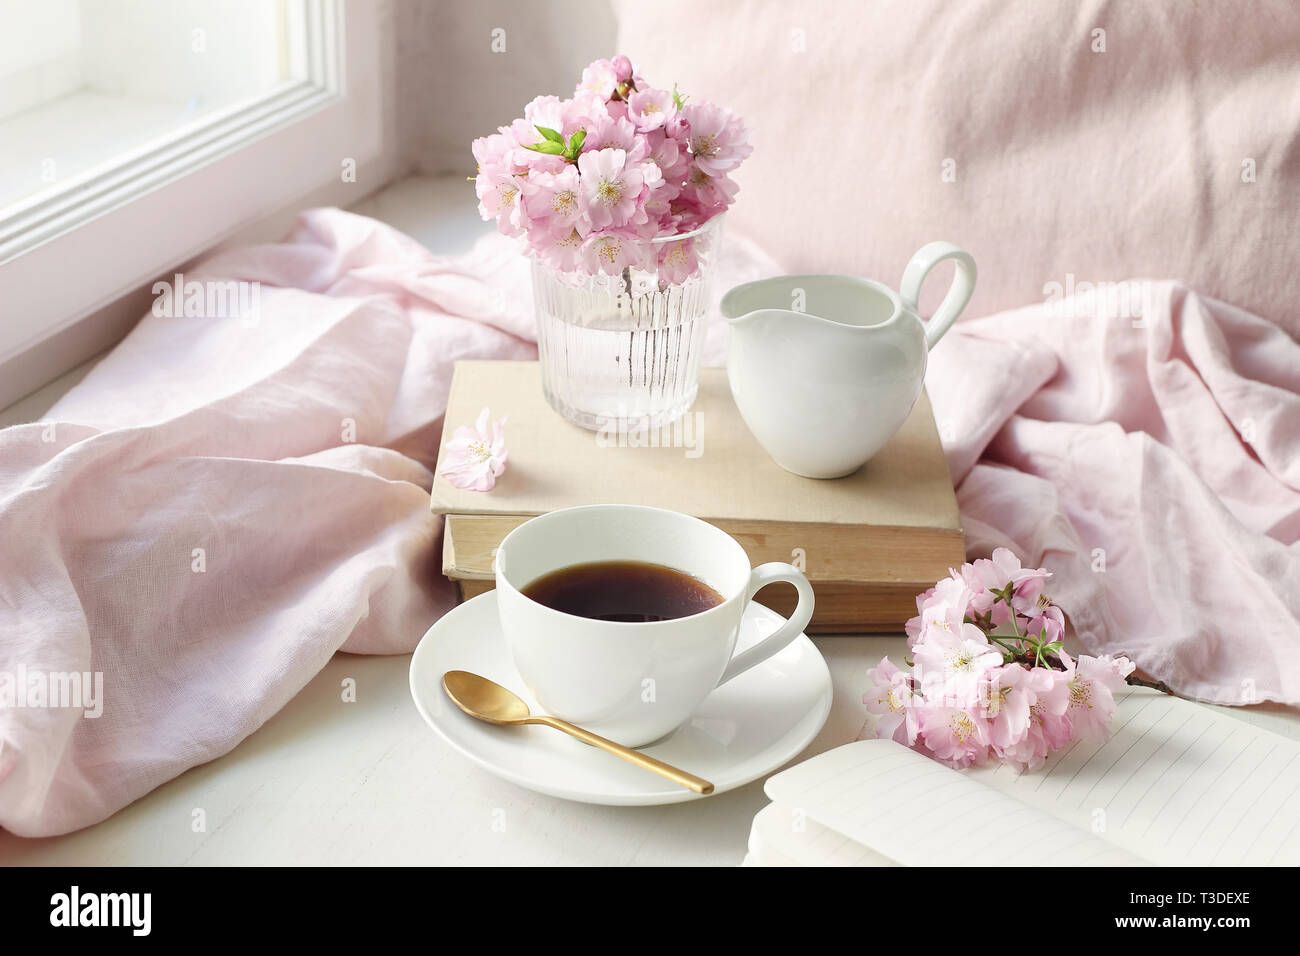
1124,673 -> 1177,696
863,548 -> 1140,771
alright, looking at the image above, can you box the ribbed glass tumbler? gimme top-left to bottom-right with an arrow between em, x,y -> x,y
531,217 -> 723,432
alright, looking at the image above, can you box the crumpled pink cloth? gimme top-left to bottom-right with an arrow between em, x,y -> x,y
928,282 -> 1300,707
0,207 -> 780,837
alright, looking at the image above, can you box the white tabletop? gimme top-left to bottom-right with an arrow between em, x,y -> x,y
4,176 -> 1297,865
0,636 -> 881,865
5,628 -> 1297,865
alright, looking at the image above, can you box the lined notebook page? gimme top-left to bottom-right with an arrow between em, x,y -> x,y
764,738 -> 1144,866
970,688 -> 1300,866
747,801 -> 899,867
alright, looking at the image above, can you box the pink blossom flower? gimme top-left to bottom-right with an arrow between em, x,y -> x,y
611,54 -> 634,82
519,101 -> 599,167
640,182 -> 679,232
665,113 -> 691,142
474,169 -> 527,237
907,577 -> 979,658
577,148 -> 654,230
627,88 -> 676,132
565,93 -> 609,131
917,706 -> 990,767
964,548 -> 1051,601
643,129 -> 689,184
576,58 -> 618,100
602,97 -> 631,124
1000,670 -> 1074,770
1061,651 -> 1136,743
579,230 -> 652,275
977,663 -> 1048,752
498,118 -> 567,173
666,193 -> 710,234
919,575 -> 974,623
863,656 -> 919,747
912,622 -> 1002,706
522,95 -> 571,137
656,235 -> 699,284
471,130 -> 515,172
683,164 -> 740,211
998,686 -> 1071,770
582,112 -> 642,157
546,228 -> 585,272
961,575 -> 996,618
439,408 -> 508,492
522,166 -> 582,239
904,585 -> 938,643
1023,598 -> 1066,644
682,102 -> 752,176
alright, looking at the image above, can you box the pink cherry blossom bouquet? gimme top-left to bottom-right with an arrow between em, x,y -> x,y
471,55 -> 751,283
862,549 -> 1140,771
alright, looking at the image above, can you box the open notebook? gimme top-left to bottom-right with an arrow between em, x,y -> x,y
745,688 -> 1300,866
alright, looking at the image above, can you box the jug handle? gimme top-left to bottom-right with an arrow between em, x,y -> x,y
900,242 -> 977,349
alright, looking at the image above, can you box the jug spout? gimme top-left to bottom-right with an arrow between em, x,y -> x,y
724,307 -> 802,331
721,274 -> 901,335
720,277 -> 810,327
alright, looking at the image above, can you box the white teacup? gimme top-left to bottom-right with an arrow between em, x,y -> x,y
495,504 -> 815,747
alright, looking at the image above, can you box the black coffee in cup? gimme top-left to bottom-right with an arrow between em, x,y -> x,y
521,560 -> 723,623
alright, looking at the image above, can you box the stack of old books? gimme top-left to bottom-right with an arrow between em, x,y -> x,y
430,360 -> 964,632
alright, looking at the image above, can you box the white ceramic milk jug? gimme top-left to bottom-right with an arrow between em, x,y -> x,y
721,242 -> 976,479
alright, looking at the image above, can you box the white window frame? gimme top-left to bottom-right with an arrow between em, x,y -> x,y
0,0 -> 387,407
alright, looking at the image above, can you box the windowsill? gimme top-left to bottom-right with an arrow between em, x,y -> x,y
0,357 -> 99,429
347,171 -> 491,257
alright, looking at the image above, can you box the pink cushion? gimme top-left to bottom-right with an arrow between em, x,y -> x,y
615,0 -> 1300,334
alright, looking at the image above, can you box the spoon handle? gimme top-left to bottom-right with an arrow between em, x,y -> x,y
532,716 -> 715,795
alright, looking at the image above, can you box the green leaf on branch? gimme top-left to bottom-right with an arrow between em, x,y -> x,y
535,125 -> 564,143
562,128 -> 586,161
523,140 -> 566,155
672,84 -> 687,110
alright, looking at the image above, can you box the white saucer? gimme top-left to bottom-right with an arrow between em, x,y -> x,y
409,591 -> 832,806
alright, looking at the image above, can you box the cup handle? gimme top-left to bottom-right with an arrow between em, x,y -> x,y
899,241 -> 977,350
717,563 -> 815,686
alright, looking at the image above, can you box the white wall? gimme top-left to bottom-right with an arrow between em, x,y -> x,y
395,0 -> 618,175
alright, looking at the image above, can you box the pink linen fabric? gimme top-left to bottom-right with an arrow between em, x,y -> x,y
0,208 -> 779,838
614,0 -> 1300,336
928,282 -> 1300,707
0,210 -> 530,837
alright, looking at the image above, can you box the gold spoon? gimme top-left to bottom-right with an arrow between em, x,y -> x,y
442,670 -> 715,795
